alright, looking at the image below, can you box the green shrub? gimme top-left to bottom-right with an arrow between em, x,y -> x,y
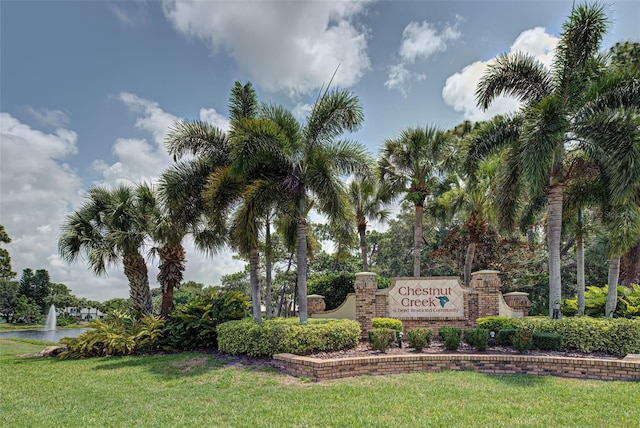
217,318 -> 360,357
161,291 -> 249,350
368,328 -> 397,353
372,317 -> 403,331
406,328 -> 432,351
56,314 -> 76,327
463,329 -> 477,345
533,332 -> 563,350
510,316 -> 640,357
59,311 -> 165,358
438,327 -> 461,350
563,284 -> 640,318
475,328 -> 490,351
512,328 -> 533,353
496,329 -> 517,346
463,328 -> 489,351
476,316 -> 512,333
307,272 -> 355,310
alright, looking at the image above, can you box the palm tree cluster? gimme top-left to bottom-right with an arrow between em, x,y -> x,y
59,3 -> 639,321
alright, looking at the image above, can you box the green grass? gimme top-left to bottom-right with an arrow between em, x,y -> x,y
1,338 -> 638,427
0,323 -> 85,331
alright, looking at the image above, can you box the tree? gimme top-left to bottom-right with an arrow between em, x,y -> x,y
201,81 -> 272,323
433,156 -> 498,285
0,280 -> 19,323
378,126 -> 454,277
348,175 -> 389,272
138,182 -> 187,317
228,88 -> 368,324
468,3 -> 636,317
0,225 -> 16,280
59,185 -> 153,313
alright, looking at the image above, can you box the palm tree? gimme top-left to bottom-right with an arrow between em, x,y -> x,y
59,185 -> 153,313
348,175 -> 389,272
467,3 -> 638,317
378,126 -> 454,277
201,82 -> 275,323
136,182 -> 188,317
226,89 -> 368,324
433,156 -> 498,286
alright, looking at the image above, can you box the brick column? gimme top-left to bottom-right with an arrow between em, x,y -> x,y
354,272 -> 377,339
470,270 -> 501,318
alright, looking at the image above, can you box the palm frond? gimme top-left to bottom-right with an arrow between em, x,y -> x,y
476,52 -> 552,110
305,88 -> 364,146
165,119 -> 230,161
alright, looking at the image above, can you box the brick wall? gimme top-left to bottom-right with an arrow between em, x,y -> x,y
273,353 -> 640,382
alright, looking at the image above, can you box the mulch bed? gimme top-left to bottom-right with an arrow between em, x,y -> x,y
304,340 -> 622,361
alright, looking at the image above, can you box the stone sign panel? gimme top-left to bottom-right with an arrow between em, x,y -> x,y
388,277 -> 465,319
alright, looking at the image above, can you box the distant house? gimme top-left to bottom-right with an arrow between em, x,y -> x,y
62,307 -> 105,320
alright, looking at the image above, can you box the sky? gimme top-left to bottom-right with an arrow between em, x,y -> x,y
1,0 -> 639,302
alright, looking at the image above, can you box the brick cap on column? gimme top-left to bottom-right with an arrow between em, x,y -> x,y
471,270 -> 500,276
355,272 -> 377,277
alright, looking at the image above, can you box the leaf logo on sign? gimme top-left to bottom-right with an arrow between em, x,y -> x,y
436,296 -> 449,308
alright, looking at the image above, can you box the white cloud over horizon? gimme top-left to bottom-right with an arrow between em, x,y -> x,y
442,27 -> 558,121
162,0 -> 372,97
0,94 -> 243,302
386,16 -> 462,96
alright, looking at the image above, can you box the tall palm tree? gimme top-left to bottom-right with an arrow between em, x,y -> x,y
348,175 -> 390,272
226,89 -> 368,324
59,185 -> 153,313
202,82 -> 276,323
433,156 -> 498,286
138,182 -> 188,317
467,3 -> 638,317
378,126 -> 454,277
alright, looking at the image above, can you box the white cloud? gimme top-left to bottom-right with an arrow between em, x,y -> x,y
107,1 -> 148,27
399,20 -> 461,63
386,17 -> 462,96
292,103 -> 313,122
162,0 -> 372,96
0,113 -> 125,300
199,108 -> 230,132
442,27 -> 558,121
0,96 -> 245,303
25,107 -> 70,129
384,63 -> 426,97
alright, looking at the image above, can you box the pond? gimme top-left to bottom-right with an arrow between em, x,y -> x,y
0,328 -> 88,343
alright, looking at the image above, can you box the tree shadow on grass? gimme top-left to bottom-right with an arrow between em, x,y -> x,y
91,352 -> 228,380
90,351 -> 279,380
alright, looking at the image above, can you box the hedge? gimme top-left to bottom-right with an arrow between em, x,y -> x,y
510,316 -> 640,357
372,317 -> 403,331
217,318 -> 361,357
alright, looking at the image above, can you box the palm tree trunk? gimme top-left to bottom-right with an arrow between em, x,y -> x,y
123,252 -> 152,314
358,224 -> 368,272
414,204 -> 423,277
576,234 -> 585,316
620,241 -> 640,287
464,242 -> 476,287
605,255 -> 620,318
158,243 -> 185,317
277,253 -> 293,317
264,219 -> 273,319
547,183 -> 564,319
296,213 -> 308,324
249,246 -> 262,323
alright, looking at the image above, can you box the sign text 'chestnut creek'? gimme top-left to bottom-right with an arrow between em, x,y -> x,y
387,277 -> 465,318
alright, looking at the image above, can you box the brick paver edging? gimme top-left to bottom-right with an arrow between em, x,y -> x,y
273,353 -> 640,382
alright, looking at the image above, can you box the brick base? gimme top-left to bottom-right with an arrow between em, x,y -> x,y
273,353 -> 640,382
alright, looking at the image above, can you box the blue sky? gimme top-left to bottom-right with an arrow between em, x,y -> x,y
1,0 -> 639,301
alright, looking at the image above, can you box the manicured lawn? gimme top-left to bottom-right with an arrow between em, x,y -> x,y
1,339 -> 638,427
0,323 -> 85,331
